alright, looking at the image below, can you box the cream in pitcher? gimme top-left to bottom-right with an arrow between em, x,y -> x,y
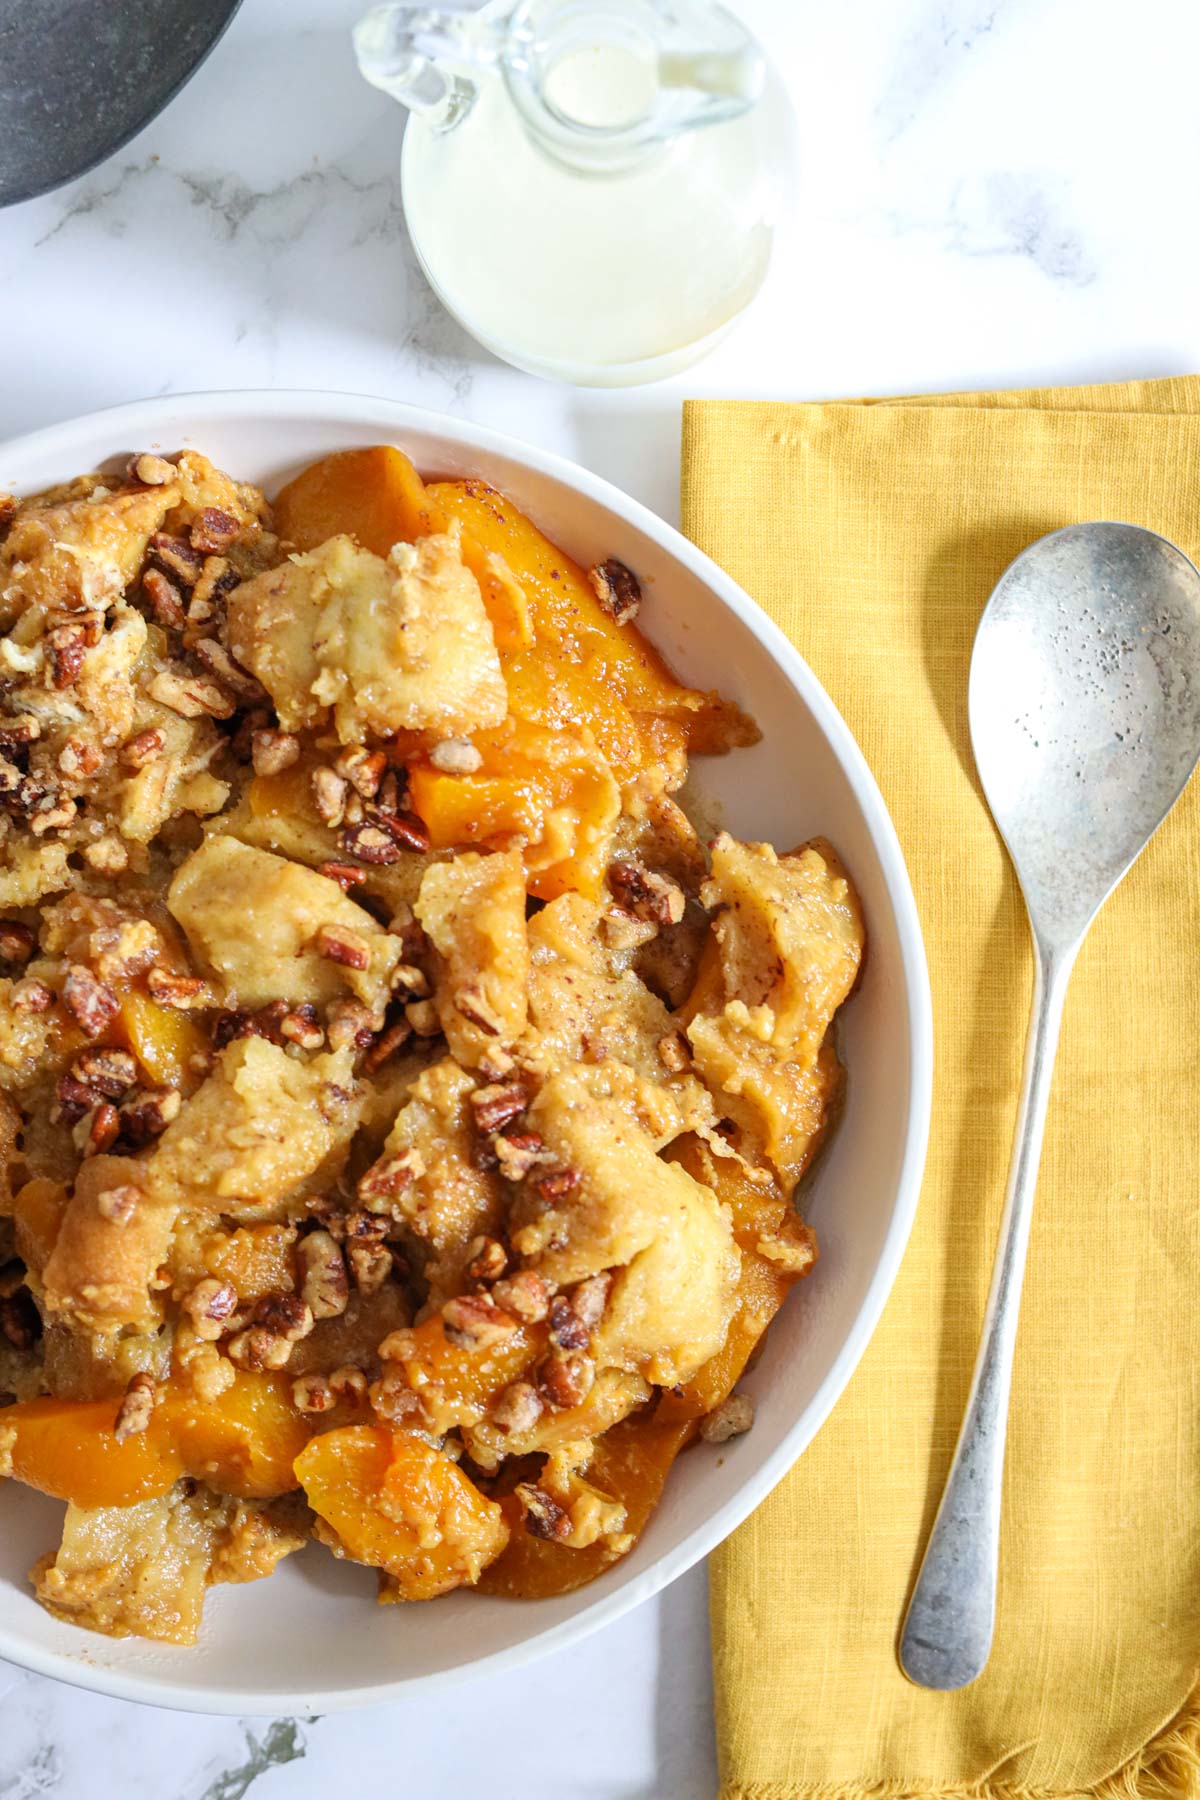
354,0 -> 790,385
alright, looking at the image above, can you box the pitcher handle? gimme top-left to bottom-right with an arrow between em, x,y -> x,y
353,4 -> 502,131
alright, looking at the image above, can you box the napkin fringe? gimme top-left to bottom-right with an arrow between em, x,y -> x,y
718,1680 -> 1200,1800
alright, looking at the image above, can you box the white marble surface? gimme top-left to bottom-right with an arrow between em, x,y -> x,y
3,0 -> 1200,1792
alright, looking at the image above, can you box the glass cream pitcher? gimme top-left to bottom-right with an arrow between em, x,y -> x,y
354,0 -> 789,385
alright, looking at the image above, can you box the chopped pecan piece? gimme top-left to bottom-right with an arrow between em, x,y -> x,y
493,1131 -> 553,1182
142,567 -> 185,630
62,964 -> 120,1039
189,555 -> 238,623
387,902 -> 429,961
70,1046 -> 137,1100
146,968 -> 208,1010
607,860 -> 685,926
0,714 -> 40,748
329,1364 -> 368,1404
548,1294 -> 590,1352
292,1373 -> 334,1414
389,962 -> 430,999
357,1147 -> 425,1206
367,808 -> 430,852
515,1481 -> 572,1541
225,1326 -> 293,1372
344,1210 -> 390,1244
280,1006 -> 324,1050
119,726 -> 166,770
441,1293 -> 517,1349
113,1372 -> 157,1441
538,1348 -> 594,1410
28,793 -> 76,836
52,1072 -> 98,1124
297,1230 -> 349,1320
319,860 -> 367,892
250,728 -> 300,778
429,737 -> 483,775
588,557 -> 642,625
478,1045 -> 516,1083
147,669 -> 235,720
362,1014 -> 412,1071
454,982 -> 501,1036
11,977 -> 52,1013
700,1392 -> 755,1444
535,1165 -> 581,1204
58,737 -> 104,781
311,768 -> 348,828
77,1102 -> 119,1158
212,1000 -> 289,1048
128,452 -> 176,486
346,1239 -> 393,1295
326,998 -> 379,1052
182,1277 -> 239,1341
256,1291 -> 314,1342
491,1380 -> 543,1435
336,822 -> 398,865
492,1270 -> 551,1323
465,1235 -> 508,1284
571,1271 -> 612,1332
150,532 -> 204,586
312,923 -> 372,971
190,507 -> 240,554
0,921 -> 34,964
46,625 -> 88,689
193,637 -> 267,705
469,1080 -> 529,1134
334,747 -> 389,798
117,1085 -> 182,1144
96,1183 -> 140,1226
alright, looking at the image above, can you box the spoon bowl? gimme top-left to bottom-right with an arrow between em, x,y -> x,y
901,520 -> 1200,1691
969,522 -> 1200,952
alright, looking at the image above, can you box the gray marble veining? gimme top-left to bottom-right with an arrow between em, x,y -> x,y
1,0 -> 1200,1791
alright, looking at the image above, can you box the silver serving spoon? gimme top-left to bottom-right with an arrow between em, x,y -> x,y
899,521 -> 1200,1692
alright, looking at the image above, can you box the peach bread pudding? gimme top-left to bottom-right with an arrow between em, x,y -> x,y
0,444 -> 863,1643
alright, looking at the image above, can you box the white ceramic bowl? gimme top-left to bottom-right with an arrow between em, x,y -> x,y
0,392 -> 931,1714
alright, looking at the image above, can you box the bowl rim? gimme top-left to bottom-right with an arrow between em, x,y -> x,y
0,389 -> 933,1714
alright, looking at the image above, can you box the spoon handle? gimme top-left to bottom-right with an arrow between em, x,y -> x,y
899,944 -> 1072,1690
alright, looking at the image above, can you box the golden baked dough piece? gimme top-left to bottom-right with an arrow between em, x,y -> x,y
377,1056 -> 504,1311
416,850 -> 528,1066
226,531 -> 506,744
516,1063 -> 740,1387
145,1039 -> 360,1221
162,450 -> 271,541
32,1487 -> 306,1645
0,481 -> 179,631
168,835 -> 402,1012
524,890 -> 675,1079
698,833 -> 863,1060
41,1158 -> 171,1335
684,835 -> 863,1189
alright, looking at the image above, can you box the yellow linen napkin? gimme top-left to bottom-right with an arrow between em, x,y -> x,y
681,377 -> 1200,1800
